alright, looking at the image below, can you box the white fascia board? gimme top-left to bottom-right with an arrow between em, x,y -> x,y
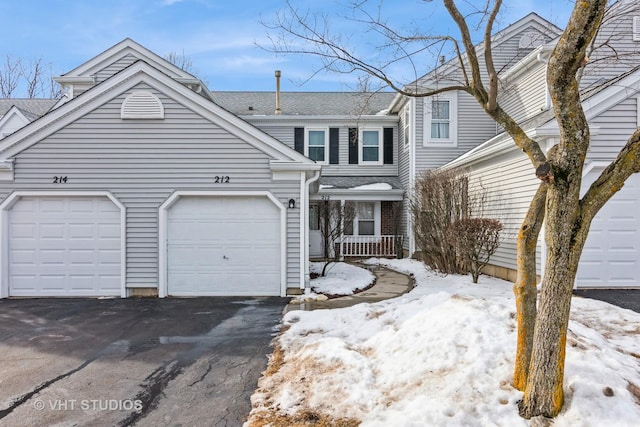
532,125 -> 600,138
442,132 -> 516,169
388,93 -> 407,113
0,61 -> 317,166
53,76 -> 95,85
500,44 -> 554,82
271,160 -> 322,181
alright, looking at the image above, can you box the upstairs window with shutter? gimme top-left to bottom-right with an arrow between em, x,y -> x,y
306,128 -> 328,163
634,16 -> 640,42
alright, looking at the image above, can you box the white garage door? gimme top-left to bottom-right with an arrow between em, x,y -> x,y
167,196 -> 281,296
577,172 -> 640,288
8,196 -> 122,297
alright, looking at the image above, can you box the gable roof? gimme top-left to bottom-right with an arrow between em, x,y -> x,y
54,38 -> 216,104
213,91 -> 396,116
0,60 -> 318,171
59,38 -> 197,82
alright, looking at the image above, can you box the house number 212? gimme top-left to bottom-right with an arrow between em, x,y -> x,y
214,176 -> 230,184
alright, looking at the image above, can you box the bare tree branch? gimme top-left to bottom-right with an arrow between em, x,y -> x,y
0,55 -> 21,98
580,129 -> 640,226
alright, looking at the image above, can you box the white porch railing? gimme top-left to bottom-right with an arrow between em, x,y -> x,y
340,235 -> 397,258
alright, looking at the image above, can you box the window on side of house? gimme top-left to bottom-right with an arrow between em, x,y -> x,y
424,93 -> 457,146
306,128 -> 328,163
359,128 -> 383,164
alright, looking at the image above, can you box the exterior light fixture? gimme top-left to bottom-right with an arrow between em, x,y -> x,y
288,199 -> 296,209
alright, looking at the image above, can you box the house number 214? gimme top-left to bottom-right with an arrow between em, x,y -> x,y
53,176 -> 68,183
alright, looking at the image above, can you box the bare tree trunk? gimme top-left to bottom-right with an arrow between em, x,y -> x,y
520,161 -> 587,417
512,184 -> 546,391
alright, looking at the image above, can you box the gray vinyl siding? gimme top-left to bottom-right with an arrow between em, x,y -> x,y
419,25 -> 556,88
588,96 -> 639,162
580,5 -> 640,91
499,60 -> 548,124
398,102 -> 411,250
247,121 -> 399,176
1,83 -> 303,290
415,90 -> 497,170
464,149 -> 541,272
491,26 -> 554,75
96,53 -> 140,83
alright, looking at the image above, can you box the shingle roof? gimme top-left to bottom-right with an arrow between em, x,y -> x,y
211,91 -> 396,116
0,99 -> 57,117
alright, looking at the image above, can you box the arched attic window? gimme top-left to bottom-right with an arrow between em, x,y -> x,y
121,91 -> 164,119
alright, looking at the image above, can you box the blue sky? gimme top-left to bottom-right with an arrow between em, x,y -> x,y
1,0 -> 575,94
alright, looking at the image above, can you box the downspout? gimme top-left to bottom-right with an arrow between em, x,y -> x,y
409,97 -> 417,256
302,169 -> 321,293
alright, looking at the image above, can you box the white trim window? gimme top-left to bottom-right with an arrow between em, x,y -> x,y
402,101 -> 412,151
306,128 -> 329,163
344,201 -> 380,236
424,93 -> 457,146
633,16 -> 640,42
359,127 -> 383,164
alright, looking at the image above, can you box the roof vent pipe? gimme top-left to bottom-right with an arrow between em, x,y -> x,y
275,70 -> 282,115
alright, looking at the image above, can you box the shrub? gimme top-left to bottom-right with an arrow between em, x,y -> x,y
411,169 -> 470,274
447,218 -> 503,283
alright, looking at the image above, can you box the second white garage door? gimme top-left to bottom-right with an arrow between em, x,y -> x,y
167,196 -> 281,296
577,172 -> 640,288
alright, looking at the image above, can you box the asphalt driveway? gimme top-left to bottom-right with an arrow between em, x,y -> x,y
0,297 -> 287,427
573,289 -> 640,313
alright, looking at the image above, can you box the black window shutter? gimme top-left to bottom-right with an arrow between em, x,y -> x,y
294,128 -> 304,154
383,127 -> 394,164
329,128 -> 339,164
348,128 -> 358,164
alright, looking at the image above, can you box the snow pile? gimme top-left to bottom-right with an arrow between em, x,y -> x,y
289,262 -> 375,303
310,262 -> 375,295
249,259 -> 640,426
351,183 -> 393,190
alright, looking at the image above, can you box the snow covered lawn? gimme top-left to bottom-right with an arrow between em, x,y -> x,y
291,262 -> 376,302
247,259 -> 640,426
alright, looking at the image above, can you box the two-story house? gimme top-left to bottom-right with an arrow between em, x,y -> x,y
0,2 -> 637,299
388,12 -> 563,258
428,0 -> 640,288
212,90 -> 402,261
